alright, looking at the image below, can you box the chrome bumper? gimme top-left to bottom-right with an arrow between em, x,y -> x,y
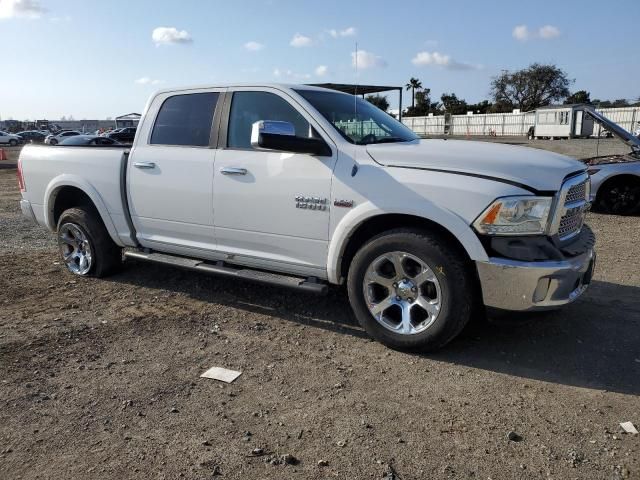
476,248 -> 595,311
20,199 -> 37,224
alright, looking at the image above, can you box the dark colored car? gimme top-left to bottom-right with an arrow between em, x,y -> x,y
58,135 -> 122,146
17,131 -> 47,144
106,127 -> 137,144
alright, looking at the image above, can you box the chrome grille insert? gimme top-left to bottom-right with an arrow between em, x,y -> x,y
565,180 -> 587,205
550,173 -> 590,241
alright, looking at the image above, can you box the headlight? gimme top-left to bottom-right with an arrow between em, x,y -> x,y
473,196 -> 552,235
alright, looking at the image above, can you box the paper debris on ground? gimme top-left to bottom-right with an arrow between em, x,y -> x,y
200,366 -> 242,383
620,421 -> 638,434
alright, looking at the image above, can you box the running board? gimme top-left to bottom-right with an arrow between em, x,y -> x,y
123,250 -> 328,295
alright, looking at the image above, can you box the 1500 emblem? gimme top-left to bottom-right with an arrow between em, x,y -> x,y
295,195 -> 327,211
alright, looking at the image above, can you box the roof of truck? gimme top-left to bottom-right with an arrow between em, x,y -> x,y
153,83 -> 342,96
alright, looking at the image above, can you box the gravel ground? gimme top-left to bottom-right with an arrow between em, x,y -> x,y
0,143 -> 639,479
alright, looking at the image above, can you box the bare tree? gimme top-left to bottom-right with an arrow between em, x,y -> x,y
490,63 -> 572,111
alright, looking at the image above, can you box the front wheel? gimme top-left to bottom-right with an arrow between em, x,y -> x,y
57,206 -> 122,277
347,229 -> 474,351
49,139 -> 57,145
9,139 -> 17,147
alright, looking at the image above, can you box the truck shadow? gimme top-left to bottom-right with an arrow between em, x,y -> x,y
109,264 -> 639,396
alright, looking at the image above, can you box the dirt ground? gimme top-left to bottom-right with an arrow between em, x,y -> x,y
0,142 -> 638,480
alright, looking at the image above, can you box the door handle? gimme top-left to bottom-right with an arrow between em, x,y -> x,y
133,161 -> 156,169
220,167 -> 247,175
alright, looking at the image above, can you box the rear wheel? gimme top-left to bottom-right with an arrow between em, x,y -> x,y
57,206 -> 122,277
596,177 -> 640,215
347,229 -> 474,351
9,139 -> 17,147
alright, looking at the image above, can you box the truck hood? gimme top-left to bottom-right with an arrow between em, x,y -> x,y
366,139 -> 586,192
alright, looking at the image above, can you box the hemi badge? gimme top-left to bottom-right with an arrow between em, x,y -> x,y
334,199 -> 354,208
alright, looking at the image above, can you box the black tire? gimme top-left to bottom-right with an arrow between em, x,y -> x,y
596,177 -> 640,215
347,229 -> 474,352
9,139 -> 17,147
49,139 -> 57,145
57,206 -> 122,277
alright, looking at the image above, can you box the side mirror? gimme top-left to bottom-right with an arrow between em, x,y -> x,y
250,120 -> 331,156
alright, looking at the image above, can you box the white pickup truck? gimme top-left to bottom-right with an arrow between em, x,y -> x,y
17,84 -> 596,351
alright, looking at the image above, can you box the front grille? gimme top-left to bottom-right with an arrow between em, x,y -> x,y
558,206 -> 584,237
565,180 -> 587,205
554,175 -> 589,240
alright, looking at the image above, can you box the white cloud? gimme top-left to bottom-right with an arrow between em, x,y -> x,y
135,77 -> 163,85
273,68 -> 311,80
412,51 -> 450,67
290,33 -> 313,47
0,0 -> 46,19
513,24 -> 560,41
329,27 -> 356,38
152,27 -> 193,46
314,65 -> 328,76
411,51 -> 479,71
351,50 -> 387,69
244,41 -> 264,51
512,25 -> 530,41
538,25 -> 560,39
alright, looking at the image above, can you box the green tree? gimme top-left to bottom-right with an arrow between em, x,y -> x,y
467,100 -> 493,114
490,63 -> 573,111
405,77 -> 423,109
365,94 -> 390,112
440,92 -> 469,115
612,98 -> 630,107
564,90 -> 591,104
404,89 -> 442,117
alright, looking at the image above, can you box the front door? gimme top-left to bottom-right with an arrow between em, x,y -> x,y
127,88 -> 223,254
212,88 -> 336,277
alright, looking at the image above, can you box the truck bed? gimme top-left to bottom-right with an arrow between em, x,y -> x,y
19,145 -> 135,247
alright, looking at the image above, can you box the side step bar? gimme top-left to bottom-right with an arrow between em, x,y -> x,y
123,250 -> 329,295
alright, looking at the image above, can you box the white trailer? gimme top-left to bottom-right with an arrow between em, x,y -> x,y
532,104 -> 595,139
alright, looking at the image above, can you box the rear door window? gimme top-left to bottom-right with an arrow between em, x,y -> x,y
151,92 -> 219,147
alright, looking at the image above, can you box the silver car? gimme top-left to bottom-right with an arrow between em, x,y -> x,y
582,109 -> 640,215
44,130 -> 82,146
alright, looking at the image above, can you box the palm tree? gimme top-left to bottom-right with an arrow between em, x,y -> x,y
405,77 -> 423,109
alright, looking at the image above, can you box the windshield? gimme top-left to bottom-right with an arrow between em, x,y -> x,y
295,89 -> 418,145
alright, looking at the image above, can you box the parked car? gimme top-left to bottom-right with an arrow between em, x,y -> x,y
16,130 -> 47,144
100,128 -> 121,136
0,130 -> 23,146
17,83 -> 596,351
106,127 -> 136,143
58,135 -> 122,146
580,109 -> 640,215
44,130 -> 81,145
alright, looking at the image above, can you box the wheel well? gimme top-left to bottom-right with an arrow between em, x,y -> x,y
596,174 -> 640,200
51,186 -> 96,228
338,214 -> 472,281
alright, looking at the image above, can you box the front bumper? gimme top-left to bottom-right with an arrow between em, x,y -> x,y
476,248 -> 595,311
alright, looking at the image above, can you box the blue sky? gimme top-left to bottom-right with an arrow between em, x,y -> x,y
0,0 -> 638,120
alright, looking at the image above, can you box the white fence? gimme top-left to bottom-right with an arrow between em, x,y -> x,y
403,106 -> 640,137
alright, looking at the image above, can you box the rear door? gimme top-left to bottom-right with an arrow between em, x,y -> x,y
127,88 -> 224,255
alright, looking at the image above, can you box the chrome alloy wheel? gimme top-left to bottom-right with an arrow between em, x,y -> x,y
58,223 -> 93,275
363,251 -> 442,335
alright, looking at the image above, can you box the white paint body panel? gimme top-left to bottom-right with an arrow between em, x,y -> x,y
18,83 -> 588,285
